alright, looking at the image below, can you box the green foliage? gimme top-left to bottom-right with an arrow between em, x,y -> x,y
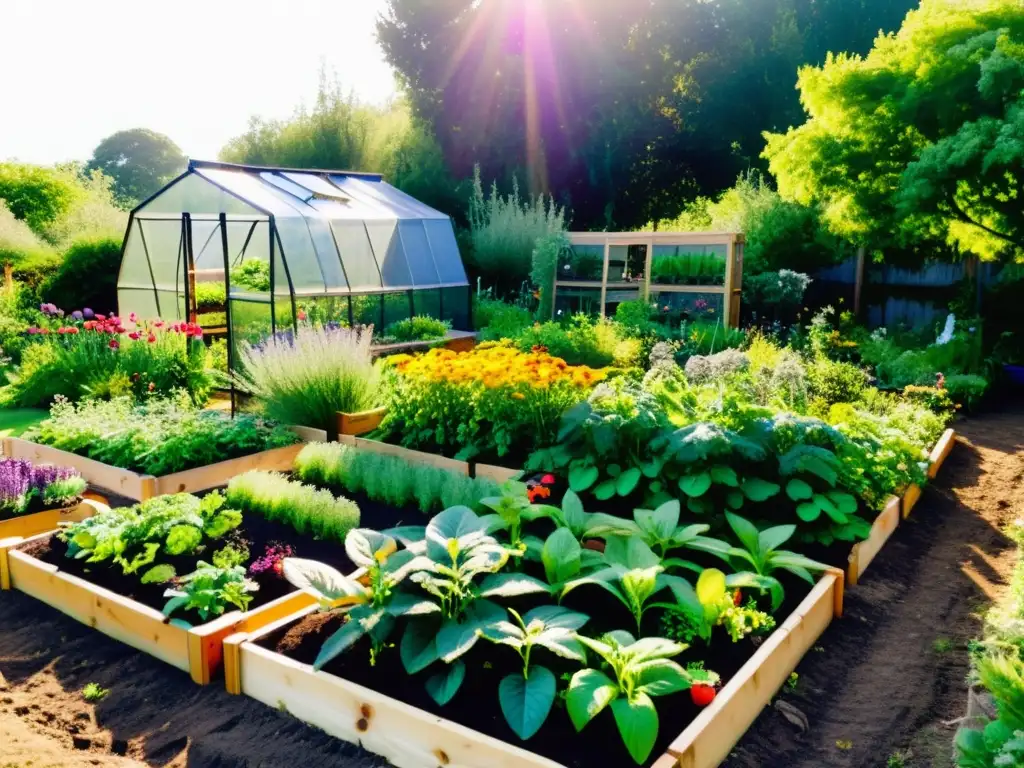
293,441 -> 500,515
383,315 -> 450,343
530,232 -> 567,321
806,358 -> 868,406
474,297 -> 534,341
514,315 -> 640,368
230,259 -> 271,292
659,569 -> 776,644
0,201 -> 55,273
742,270 -> 812,314
40,236 -> 122,314
81,683 -> 109,702
194,282 -> 226,310
233,325 -> 382,432
60,491 -> 241,578
226,470 -> 360,544
86,128 -> 186,204
162,560 -> 258,623
468,166 -> 566,297
943,374 -> 989,410
0,162 -> 81,233
26,396 -> 298,475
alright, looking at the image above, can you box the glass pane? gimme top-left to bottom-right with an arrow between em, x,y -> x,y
399,220 -> 440,286
117,224 -> 155,289
332,220 -> 382,290
607,245 -> 647,283
191,220 -> 222,270
366,220 -> 413,288
352,294 -> 383,329
377,180 -> 446,219
138,173 -> 261,216
306,217 -> 347,292
330,176 -> 419,218
604,286 -> 641,317
423,220 -> 468,284
296,296 -> 350,328
141,219 -> 185,291
283,172 -> 351,201
648,291 -> 723,325
554,286 -> 602,318
230,299 -> 274,361
413,288 -> 441,320
260,172 -> 314,203
117,287 -> 159,321
558,244 -> 603,281
383,291 -> 412,330
275,216 -> 325,293
650,245 -> 726,286
441,286 -> 470,330
227,220 -> 268,267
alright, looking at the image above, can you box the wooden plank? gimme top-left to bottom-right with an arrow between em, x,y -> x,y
289,425 -> 328,443
223,603 -> 319,695
902,484 -> 922,519
928,428 -> 956,479
474,463 -> 521,483
5,438 -> 151,499
153,443 -> 305,496
187,590 -> 318,685
665,572 -> 840,768
338,407 -> 387,437
0,498 -> 106,542
846,496 -> 901,586
7,548 -> 192,672
238,644 -> 564,768
352,438 -> 470,476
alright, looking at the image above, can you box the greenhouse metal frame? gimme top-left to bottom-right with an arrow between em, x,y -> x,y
117,159 -> 471,370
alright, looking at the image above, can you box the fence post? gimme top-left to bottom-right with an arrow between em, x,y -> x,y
853,246 -> 866,316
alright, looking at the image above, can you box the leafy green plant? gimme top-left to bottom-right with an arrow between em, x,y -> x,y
479,605 -> 589,740
82,682 -> 109,702
231,259 -> 271,292
566,632 -> 717,764
162,560 -> 258,622
383,315 -> 450,343
226,470 -> 360,544
660,568 -> 776,644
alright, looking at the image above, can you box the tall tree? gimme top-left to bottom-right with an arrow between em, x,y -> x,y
765,0 -> 1024,260
87,128 -> 186,205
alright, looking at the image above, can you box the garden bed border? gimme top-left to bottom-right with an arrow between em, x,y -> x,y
219,568 -> 844,768
0,496 -> 106,544
2,436 -> 309,501
0,529 -> 317,684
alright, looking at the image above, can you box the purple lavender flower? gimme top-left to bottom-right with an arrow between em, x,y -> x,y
249,543 -> 294,577
0,459 -> 82,515
83,308 -> 94,319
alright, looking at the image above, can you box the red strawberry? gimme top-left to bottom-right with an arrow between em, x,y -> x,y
691,684 -> 716,707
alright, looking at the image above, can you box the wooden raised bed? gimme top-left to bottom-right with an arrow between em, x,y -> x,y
0,530 -> 317,685
473,463 -> 522,483
351,437 -> 470,476
337,407 -> 387,437
846,428 -> 956,586
0,497 -> 106,545
3,437 -> 307,502
220,568 -> 844,768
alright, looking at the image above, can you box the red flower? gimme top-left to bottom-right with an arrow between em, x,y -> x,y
541,474 -> 556,485
108,339 -> 120,350
297,310 -> 308,321
153,320 -> 164,328
95,314 -> 106,321
128,331 -> 141,340
83,320 -> 96,331
147,334 -> 157,343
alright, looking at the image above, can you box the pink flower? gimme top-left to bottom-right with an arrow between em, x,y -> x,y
297,310 -> 308,321
108,339 -> 119,350
128,331 -> 141,340
26,327 -> 39,335
95,314 -> 106,321
129,312 -> 137,322
147,334 -> 157,343
153,320 -> 164,328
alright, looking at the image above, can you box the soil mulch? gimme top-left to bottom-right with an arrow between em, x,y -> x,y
0,408 -> 1021,767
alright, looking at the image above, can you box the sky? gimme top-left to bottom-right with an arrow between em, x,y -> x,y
0,0 -> 398,166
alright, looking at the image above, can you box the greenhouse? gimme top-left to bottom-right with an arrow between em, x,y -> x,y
116,159 -> 471,351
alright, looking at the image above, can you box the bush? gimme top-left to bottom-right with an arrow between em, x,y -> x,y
514,315 -> 640,368
742,269 -> 811,315
293,441 -> 501,514
231,259 -> 271,292
40,236 -> 122,315
684,349 -> 750,385
233,324 -> 382,433
226,470 -> 359,543
0,201 -> 56,280
383,315 -> 450,343
806,358 -> 869,406
474,297 -> 533,340
943,373 -> 988,411
24,396 -> 298,475
530,231 -> 567,320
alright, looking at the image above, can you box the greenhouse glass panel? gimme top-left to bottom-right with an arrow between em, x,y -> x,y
352,293 -> 382,327
383,291 -> 412,329
413,288 -> 441,320
554,286 -> 602,317
651,244 -> 726,286
283,172 -> 356,201
558,244 -> 603,281
191,219 -> 222,270
377,182 -> 448,219
140,219 -> 187,290
260,172 -> 314,203
366,220 -> 413,288
398,220 -> 440,286
331,219 -> 382,290
137,173 -> 261,216
118,223 -> 157,290
441,286 -> 470,330
299,296 -> 350,327
423,220 -> 467,284
305,217 -> 347,291
649,290 -> 723,324
329,176 -> 420,218
117,287 -> 159,320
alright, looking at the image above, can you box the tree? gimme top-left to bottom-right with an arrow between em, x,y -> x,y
87,128 -> 186,205
765,0 -> 1024,260
0,163 -> 81,233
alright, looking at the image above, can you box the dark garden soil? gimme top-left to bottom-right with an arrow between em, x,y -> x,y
0,496 -> 81,522
0,408 -> 1021,767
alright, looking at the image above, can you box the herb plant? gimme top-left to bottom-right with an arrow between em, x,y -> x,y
162,560 -> 258,622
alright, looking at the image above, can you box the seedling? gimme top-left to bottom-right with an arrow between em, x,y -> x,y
786,672 -> 799,691
82,682 -> 109,702
932,637 -> 953,653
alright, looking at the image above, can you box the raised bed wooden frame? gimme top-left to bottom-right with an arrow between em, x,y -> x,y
2,437 -> 307,501
220,568 -> 844,768
337,407 -> 388,437
0,530 -> 317,684
0,497 -> 105,543
846,428 -> 956,586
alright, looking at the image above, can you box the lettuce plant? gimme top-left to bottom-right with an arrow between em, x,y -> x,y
566,632 -> 716,764
162,561 -> 257,623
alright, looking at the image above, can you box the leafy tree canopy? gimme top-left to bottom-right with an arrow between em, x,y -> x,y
765,0 -> 1024,260
87,128 -> 186,205
0,163 -> 81,233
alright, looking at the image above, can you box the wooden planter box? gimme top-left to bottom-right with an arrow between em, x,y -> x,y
220,569 -> 844,768
337,407 -> 387,437
351,437 -> 470,476
3,437 -> 306,502
0,497 -> 106,544
0,531 -> 317,685
846,428 -> 956,586
473,463 -> 522,483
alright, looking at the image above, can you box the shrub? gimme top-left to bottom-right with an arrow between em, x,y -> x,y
226,470 -> 359,543
806,358 -> 869,406
233,324 -> 382,433
530,231 -> 568,320
678,319 -> 746,358
514,315 -> 639,368
293,441 -> 501,514
742,269 -> 811,315
474,297 -> 533,340
231,259 -> 271,291
942,374 -> 988,411
24,396 -> 298,475
40,236 -> 123,317
383,315 -> 450,343
683,349 -> 750,385
0,201 -> 56,281
467,165 -> 565,297
902,385 -> 955,417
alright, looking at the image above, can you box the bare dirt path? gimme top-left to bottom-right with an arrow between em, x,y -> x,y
1,409 -> 1022,768
727,407 -> 1024,768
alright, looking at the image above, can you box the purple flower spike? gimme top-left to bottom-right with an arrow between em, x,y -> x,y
83,308 -> 94,319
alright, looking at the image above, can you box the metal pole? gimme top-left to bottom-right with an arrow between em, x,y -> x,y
219,213 -> 236,417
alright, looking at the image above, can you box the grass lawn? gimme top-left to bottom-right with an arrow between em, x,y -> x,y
0,408 -> 48,438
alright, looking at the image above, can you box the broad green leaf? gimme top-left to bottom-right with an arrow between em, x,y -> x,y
659,573 -> 701,615
400,617 -> 441,674
387,592 -> 442,617
566,668 -> 618,731
479,572 -> 551,598
425,661 -> 466,706
679,471 -> 712,498
726,490 -> 745,510
345,529 -> 397,569
636,500 -> 680,543
499,667 -> 556,740
621,566 -> 664,606
827,491 -> 858,515
607,463 -> 622,478
786,478 -> 814,501
796,502 -> 821,522
534,631 -> 586,662
604,536 -> 661,569
585,513 -> 641,538
141,564 -> 175,584
425,506 -> 487,562
569,464 -> 599,492
758,525 -> 794,554
637,659 -> 693,697
627,637 -> 687,661
435,601 -> 505,663
314,605 -> 386,670
710,465 -> 739,487
611,693 -> 660,764
670,523 -> 709,547
616,467 -> 642,496
542,528 -> 581,585
593,479 -> 617,501
687,497 -> 712,515
802,456 -> 838,487
281,558 -> 365,608
741,477 -> 781,502
770,551 -> 829,574
725,512 -> 761,555
381,525 -> 426,546
560,490 -> 587,533
727,572 -> 785,611
696,568 -> 727,607
641,459 -> 663,478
